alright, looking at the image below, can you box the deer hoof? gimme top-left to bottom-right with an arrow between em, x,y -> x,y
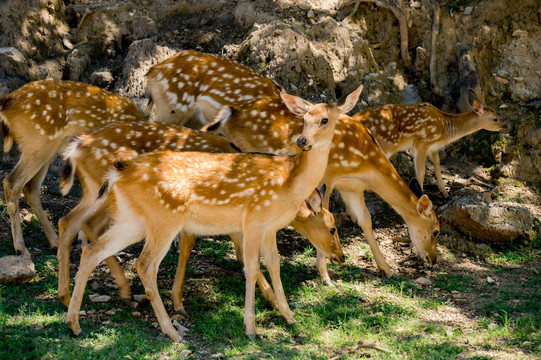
246,333 -> 262,341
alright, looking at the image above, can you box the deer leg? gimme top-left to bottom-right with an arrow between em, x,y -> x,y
3,152 -> 55,256
58,190 -> 103,308
171,232 -> 197,315
22,159 -> 59,249
316,250 -> 333,286
230,232 -> 278,310
412,147 -> 428,191
242,229 -> 263,338
82,208 -> 133,305
136,227 -> 184,342
340,189 -> 393,278
260,231 -> 295,324
66,216 -> 145,337
429,151 -> 449,198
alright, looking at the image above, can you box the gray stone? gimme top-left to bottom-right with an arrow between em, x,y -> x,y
442,195 -> 533,243
401,85 -> 422,105
90,71 -> 114,89
0,47 -> 29,79
0,255 -> 36,284
89,294 -> 111,303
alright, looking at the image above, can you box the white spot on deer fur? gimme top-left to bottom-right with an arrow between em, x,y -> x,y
166,92 -> 178,105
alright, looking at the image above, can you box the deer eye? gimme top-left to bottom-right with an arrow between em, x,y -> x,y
433,230 -> 439,238
330,227 -> 337,235
320,118 -> 328,126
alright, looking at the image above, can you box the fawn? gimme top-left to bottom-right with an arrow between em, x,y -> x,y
0,80 -> 145,256
146,49 -> 283,128
352,90 -> 507,197
207,107 -> 439,277
65,86 -> 362,341
57,121 -> 343,310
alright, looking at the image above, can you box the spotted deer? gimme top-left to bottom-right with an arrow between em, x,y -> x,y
352,90 -> 507,197
146,49 -> 283,128
57,121 -> 342,310
207,107 -> 439,277
65,86 -> 362,341
0,80 -> 145,256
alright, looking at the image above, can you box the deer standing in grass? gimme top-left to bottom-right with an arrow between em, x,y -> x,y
146,49 -> 438,277
0,80 -> 145,256
65,86 -> 362,341
352,90 -> 507,197
57,121 -> 343,311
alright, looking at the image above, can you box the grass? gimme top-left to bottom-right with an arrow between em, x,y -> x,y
0,226 -> 540,359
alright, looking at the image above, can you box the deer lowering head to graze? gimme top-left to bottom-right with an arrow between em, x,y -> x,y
352,89 -> 507,198
208,106 -> 439,278
146,49 -> 283,128
0,80 -> 145,256
57,121 -> 343,310
64,86 -> 362,341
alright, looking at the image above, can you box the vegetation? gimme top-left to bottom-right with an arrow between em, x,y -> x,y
0,223 -> 539,359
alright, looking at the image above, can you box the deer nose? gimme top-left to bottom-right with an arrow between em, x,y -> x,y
296,136 -> 307,149
331,253 -> 345,265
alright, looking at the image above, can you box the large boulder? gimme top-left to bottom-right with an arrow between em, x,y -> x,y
441,194 -> 534,243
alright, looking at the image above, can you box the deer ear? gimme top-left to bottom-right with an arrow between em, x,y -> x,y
304,186 -> 324,216
201,106 -> 233,132
408,178 -> 423,198
472,99 -> 484,115
468,90 -> 484,115
416,194 -> 433,217
336,85 -> 363,114
297,201 -> 312,219
280,92 -> 313,117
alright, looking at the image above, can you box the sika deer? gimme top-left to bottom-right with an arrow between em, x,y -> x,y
208,107 -> 439,277
146,49 -> 283,128
57,121 -> 342,309
0,80 -> 145,256
352,90 -> 507,197
65,86 -> 362,341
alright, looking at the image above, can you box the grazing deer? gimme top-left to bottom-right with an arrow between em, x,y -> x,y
57,121 -> 343,309
207,107 -> 439,277
65,86 -> 362,341
352,90 -> 507,197
0,80 -> 145,256
146,49 -> 283,128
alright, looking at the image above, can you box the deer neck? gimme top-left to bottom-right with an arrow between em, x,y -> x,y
443,111 -> 482,144
286,138 -> 332,199
370,165 -> 421,223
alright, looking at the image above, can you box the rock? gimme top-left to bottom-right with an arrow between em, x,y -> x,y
441,195 -> 533,243
463,6 -> 473,15
114,38 -> 178,110
0,47 -> 30,79
486,276 -> 495,284
172,320 -> 189,335
132,311 -> 141,317
90,71 -> 114,89
105,310 -> 116,315
488,322 -> 498,330
401,85 -> 422,105
133,294 -> 147,303
0,255 -> 36,284
79,310 -> 86,316
414,277 -> 433,286
89,294 -> 111,303
66,45 -> 93,81
495,76 -> 508,84
180,349 -> 192,359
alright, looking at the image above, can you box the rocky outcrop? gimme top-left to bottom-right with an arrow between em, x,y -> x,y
441,194 -> 534,243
